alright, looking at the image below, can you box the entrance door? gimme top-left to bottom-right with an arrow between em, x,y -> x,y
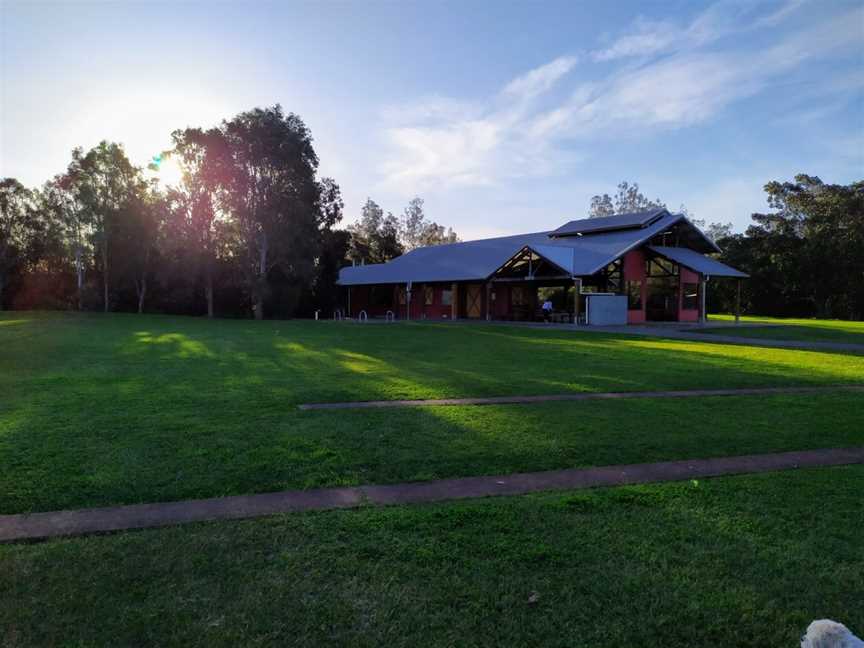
465,284 -> 483,318
646,276 -> 679,321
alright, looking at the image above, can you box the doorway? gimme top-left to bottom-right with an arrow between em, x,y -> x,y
646,276 -> 679,321
464,283 -> 483,318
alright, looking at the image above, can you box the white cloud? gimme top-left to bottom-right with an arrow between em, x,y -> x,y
378,56 -> 580,192
592,18 -> 680,62
753,0 -> 808,28
502,56 -> 578,99
534,5 -> 862,139
591,0 -> 808,62
377,3 -> 859,194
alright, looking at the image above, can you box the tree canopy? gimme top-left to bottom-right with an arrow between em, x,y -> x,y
711,175 -> 864,319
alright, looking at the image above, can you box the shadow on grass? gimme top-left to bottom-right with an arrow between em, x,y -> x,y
2,313 -> 864,513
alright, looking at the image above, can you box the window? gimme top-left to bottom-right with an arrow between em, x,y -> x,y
424,285 -> 434,306
626,280 -> 643,310
441,289 -> 453,306
682,283 -> 699,310
646,258 -> 678,277
397,287 -> 406,306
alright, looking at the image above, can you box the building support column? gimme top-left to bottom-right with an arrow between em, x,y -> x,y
406,282 -> 413,321
735,279 -> 741,324
451,283 -> 458,320
700,276 -> 708,325
573,277 -> 582,325
485,282 -> 491,321
347,287 -> 351,318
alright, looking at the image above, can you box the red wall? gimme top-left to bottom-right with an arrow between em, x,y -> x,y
678,268 -> 700,322
417,284 -> 453,320
623,249 -> 647,324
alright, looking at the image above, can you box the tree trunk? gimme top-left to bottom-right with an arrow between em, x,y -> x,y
253,232 -> 267,320
205,269 -> 214,318
102,242 -> 109,313
136,276 -> 147,314
75,247 -> 84,311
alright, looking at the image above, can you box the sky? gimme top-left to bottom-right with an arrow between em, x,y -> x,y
2,0 -> 862,239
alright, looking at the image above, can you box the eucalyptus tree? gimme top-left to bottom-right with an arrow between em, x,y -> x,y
41,172 -> 91,310
211,105 -> 324,319
398,196 -> 460,250
165,128 -> 224,317
114,182 -> 167,314
589,181 -> 666,217
70,142 -> 146,312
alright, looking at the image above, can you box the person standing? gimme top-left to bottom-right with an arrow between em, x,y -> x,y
542,298 -> 553,322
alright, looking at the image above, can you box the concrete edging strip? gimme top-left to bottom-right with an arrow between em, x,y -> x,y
2,447 -> 863,543
297,384 -> 864,410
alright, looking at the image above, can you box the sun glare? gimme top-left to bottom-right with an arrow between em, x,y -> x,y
149,154 -> 184,188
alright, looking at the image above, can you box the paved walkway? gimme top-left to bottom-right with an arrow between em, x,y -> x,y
3,447 -> 863,543
298,384 -> 864,410
586,324 -> 864,353
395,319 -> 864,353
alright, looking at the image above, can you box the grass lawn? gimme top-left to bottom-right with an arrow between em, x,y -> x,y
705,314 -> 864,344
3,466 -> 862,647
2,311 -> 864,513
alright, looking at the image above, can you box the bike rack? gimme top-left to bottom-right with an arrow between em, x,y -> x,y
358,310 -> 368,322
333,309 -> 343,321
385,310 -> 395,323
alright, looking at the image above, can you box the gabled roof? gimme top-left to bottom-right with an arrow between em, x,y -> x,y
339,214 -> 684,286
550,208 -> 668,237
649,246 -> 749,278
339,211 -> 697,285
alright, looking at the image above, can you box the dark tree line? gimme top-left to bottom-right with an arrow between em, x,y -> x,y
710,175 -> 864,320
4,127 -> 858,321
0,105 -> 459,319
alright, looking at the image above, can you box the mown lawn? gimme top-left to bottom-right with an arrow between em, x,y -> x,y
706,314 -> 864,344
3,466 -> 862,647
2,311 -> 863,513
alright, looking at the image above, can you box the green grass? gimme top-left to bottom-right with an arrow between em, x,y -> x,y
2,311 -> 863,514
3,466 -> 862,647
706,314 -> 864,344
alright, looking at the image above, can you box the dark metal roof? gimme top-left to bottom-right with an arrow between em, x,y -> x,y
339,212 -> 691,285
649,246 -> 749,278
550,208 -> 668,237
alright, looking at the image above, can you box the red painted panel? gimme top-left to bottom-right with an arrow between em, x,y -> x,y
623,249 -> 647,322
623,249 -> 645,280
678,268 -> 701,321
627,309 -> 646,324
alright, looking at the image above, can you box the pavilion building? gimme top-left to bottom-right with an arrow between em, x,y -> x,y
337,209 -> 747,325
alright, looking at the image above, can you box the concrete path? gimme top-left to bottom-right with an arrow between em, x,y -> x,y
3,447 -> 863,543
298,384 -> 864,410
588,324 -> 864,353
420,319 -> 864,353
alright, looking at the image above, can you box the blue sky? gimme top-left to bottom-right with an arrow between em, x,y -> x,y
2,0 -> 862,238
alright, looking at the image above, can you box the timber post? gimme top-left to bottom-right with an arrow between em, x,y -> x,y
735,279 -> 742,324
406,281 -> 412,321
573,277 -> 582,325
